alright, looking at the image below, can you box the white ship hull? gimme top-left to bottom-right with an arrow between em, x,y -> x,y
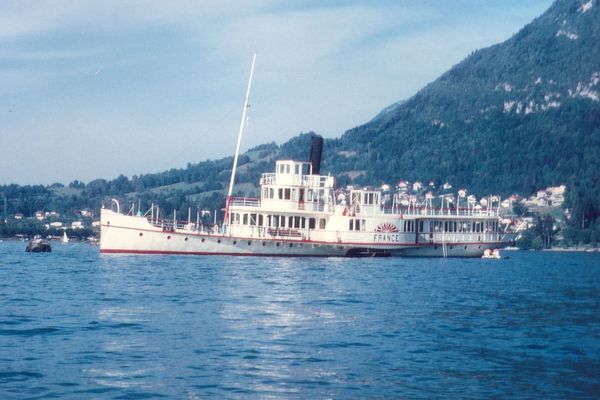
100,210 -> 412,257
100,209 -> 513,257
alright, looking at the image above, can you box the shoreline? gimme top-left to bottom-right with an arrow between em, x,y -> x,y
542,247 -> 600,253
505,245 -> 600,253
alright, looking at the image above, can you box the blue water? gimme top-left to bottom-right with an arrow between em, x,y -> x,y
0,241 -> 598,399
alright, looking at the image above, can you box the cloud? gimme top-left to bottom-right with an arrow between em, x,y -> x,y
0,0 -> 279,40
0,0 -> 555,184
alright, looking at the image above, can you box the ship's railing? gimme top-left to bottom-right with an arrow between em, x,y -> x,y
267,228 -> 302,238
260,173 -> 332,188
383,206 -> 499,217
417,232 -> 512,244
229,197 -> 260,208
302,175 -> 331,187
147,217 -> 223,235
260,173 -> 276,185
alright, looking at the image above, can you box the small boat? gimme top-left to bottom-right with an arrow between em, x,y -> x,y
482,248 -> 501,259
61,231 -> 69,243
26,236 -> 52,253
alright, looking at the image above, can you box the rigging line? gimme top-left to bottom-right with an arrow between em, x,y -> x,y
159,106 -> 239,173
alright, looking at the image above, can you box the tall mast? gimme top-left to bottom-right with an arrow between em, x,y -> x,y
224,53 -> 256,225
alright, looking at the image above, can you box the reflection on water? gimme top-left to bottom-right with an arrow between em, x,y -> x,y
0,242 -> 598,399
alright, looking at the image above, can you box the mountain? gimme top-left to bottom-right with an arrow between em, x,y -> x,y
2,0 -> 599,237
321,0 -> 600,228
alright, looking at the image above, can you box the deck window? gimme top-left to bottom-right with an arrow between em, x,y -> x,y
348,219 -> 363,231
363,192 -> 377,205
319,218 -> 326,230
308,218 -> 316,229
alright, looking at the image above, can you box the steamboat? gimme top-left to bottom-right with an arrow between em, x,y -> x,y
100,55 -> 515,257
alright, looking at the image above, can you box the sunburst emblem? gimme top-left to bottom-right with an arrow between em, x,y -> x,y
375,223 -> 398,233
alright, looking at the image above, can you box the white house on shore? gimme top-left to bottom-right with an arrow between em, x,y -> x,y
71,221 -> 84,229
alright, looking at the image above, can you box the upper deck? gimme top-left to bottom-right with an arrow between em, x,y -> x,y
232,159 -> 502,220
259,160 -> 334,188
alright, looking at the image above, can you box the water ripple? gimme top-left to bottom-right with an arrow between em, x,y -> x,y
0,243 -> 598,398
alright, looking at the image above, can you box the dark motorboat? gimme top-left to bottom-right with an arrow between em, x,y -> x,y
26,237 -> 52,253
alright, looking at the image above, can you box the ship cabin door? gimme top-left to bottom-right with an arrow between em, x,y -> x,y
415,218 -> 419,244
298,188 -> 305,210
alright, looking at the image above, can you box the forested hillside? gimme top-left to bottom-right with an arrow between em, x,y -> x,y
325,0 -> 600,230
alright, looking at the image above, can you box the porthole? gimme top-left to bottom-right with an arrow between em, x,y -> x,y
184,237 -> 189,241
464,246 -> 467,250
201,238 -> 205,243
167,235 -> 171,240
233,240 -> 237,245
248,241 -> 252,246
289,243 -> 293,248
262,242 -> 266,246
276,242 -> 280,247
434,246 -> 437,250
217,239 -> 221,244
450,246 -> 453,250
139,232 -> 143,237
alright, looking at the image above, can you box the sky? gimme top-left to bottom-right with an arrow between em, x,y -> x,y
0,0 -> 555,185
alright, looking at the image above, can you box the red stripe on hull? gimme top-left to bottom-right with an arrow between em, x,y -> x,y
100,249 -> 334,257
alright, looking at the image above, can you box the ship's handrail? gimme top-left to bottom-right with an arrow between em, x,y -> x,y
229,197 -> 260,208
383,206 -> 499,217
267,228 -> 302,238
302,175 -> 331,187
260,173 -> 332,188
147,217 -> 223,234
260,173 -> 276,185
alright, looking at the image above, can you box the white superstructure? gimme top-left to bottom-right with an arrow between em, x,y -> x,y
100,143 -> 515,257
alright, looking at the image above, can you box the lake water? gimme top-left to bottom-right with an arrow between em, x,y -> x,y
0,241 -> 599,399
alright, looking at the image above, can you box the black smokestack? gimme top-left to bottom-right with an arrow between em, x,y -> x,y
309,135 -> 323,175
